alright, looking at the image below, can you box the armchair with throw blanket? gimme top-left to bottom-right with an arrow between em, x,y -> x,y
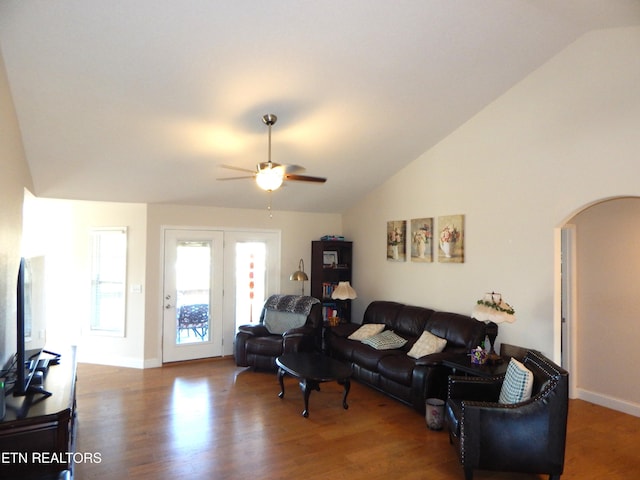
234,294 -> 322,371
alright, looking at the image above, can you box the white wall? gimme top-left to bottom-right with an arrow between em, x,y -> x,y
344,26 -> 640,364
25,198 -> 341,368
571,197 -> 640,414
0,49 -> 32,368
25,198 -> 148,367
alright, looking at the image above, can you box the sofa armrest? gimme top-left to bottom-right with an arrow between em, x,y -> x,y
329,322 -> 361,338
414,351 -> 453,367
237,324 -> 270,336
447,375 -> 502,401
283,325 -> 315,337
282,325 -> 319,353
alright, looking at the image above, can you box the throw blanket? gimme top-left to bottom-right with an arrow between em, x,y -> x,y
263,294 -> 320,316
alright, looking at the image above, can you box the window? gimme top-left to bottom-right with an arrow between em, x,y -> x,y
90,227 -> 127,335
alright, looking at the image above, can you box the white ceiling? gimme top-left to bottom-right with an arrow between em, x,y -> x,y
2,1 -> 639,213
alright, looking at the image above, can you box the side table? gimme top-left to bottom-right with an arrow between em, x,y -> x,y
442,354 -> 509,378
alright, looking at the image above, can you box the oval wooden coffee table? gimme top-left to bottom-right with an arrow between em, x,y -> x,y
276,353 -> 352,418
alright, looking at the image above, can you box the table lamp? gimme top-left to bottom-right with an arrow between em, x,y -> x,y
471,292 -> 516,364
331,281 -> 357,323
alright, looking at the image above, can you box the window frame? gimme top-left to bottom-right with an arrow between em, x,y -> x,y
89,227 -> 128,336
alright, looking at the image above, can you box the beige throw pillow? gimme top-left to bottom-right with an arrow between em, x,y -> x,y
348,323 -> 385,341
406,330 -> 447,359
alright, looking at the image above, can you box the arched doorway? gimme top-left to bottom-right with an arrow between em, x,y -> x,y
557,196 -> 640,417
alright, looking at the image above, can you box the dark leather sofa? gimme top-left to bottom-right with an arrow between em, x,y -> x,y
445,349 -> 569,480
234,295 -> 323,371
325,300 -> 487,412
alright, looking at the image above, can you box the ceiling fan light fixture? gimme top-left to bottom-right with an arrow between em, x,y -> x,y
255,165 -> 284,191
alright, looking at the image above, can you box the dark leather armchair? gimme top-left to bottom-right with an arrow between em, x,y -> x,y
445,349 -> 569,480
234,295 -> 322,371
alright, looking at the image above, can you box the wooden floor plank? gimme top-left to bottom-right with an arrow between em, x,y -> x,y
73,358 -> 640,479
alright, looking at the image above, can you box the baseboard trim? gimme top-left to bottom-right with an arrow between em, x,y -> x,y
577,388 -> 640,418
76,350 -> 146,369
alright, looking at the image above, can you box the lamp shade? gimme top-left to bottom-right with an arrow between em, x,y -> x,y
471,292 -> 516,324
290,270 -> 308,282
331,281 -> 357,300
255,165 -> 284,191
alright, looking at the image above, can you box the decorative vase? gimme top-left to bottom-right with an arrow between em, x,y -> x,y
391,244 -> 399,260
416,240 -> 426,258
440,241 -> 455,258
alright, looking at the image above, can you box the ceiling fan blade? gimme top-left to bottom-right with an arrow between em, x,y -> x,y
257,161 -> 283,171
282,164 -> 305,174
217,175 -> 255,181
220,164 -> 257,174
258,162 -> 305,173
284,174 -> 327,183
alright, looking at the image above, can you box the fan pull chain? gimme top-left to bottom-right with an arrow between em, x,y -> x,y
268,191 -> 273,218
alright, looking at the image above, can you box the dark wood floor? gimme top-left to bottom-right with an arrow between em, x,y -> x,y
74,357 -> 640,480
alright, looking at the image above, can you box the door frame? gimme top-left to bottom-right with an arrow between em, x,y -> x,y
162,228 -> 224,363
222,230 -> 281,356
160,225 -> 281,361
559,224 -> 577,399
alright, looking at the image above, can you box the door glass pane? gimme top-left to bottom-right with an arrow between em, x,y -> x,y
176,241 -> 211,344
235,242 -> 266,331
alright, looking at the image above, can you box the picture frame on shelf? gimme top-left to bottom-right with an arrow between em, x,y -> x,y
323,251 -> 338,267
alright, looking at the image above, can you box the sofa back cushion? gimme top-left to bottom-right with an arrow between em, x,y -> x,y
393,305 -> 434,338
425,311 -> 486,350
362,301 -> 404,327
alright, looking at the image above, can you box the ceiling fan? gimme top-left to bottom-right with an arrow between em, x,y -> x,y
218,114 -> 327,192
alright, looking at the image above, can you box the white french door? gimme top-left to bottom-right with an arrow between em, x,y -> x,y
222,231 -> 281,352
163,229 -> 224,362
162,228 -> 280,362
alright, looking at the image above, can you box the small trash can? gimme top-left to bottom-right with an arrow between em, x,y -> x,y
425,398 -> 445,430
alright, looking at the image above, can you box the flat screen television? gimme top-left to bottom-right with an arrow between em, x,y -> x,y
14,256 -> 49,397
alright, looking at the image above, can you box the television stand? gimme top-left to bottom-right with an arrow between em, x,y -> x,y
0,346 -> 77,479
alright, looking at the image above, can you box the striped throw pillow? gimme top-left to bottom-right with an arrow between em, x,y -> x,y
361,330 -> 408,350
499,358 -> 534,404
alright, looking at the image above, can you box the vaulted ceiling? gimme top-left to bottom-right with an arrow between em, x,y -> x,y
2,1 -> 639,213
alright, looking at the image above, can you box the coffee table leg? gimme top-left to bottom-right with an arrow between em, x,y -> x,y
301,380 -> 320,418
277,368 -> 285,399
342,379 -> 350,410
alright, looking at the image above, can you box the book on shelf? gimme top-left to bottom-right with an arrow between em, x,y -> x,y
322,303 -> 338,321
322,282 -> 338,299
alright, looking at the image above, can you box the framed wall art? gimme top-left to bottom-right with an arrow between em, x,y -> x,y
410,218 -> 433,263
437,214 -> 464,263
387,220 -> 406,262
